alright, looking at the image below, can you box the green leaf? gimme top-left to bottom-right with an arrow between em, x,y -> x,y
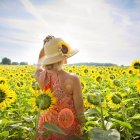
19,126 -> 33,131
89,128 -> 104,140
111,119 -> 132,129
106,129 -> 120,140
85,121 -> 98,126
89,128 -> 120,140
0,131 -> 9,137
42,131 -> 53,137
130,114 -> 140,120
43,122 -> 66,135
1,119 -> 9,125
105,121 -> 113,130
85,108 -> 99,116
134,131 -> 140,135
10,123 -> 22,128
122,98 -> 138,103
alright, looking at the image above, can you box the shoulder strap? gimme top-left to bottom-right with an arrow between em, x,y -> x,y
44,71 -> 52,91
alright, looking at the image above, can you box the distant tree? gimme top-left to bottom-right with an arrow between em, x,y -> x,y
1,57 -> 11,65
12,62 -> 19,65
68,62 -> 118,66
20,62 -> 28,65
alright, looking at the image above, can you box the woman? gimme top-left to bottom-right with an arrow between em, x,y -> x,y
35,35 -> 85,140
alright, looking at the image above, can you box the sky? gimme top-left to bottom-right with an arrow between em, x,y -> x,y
0,0 -> 140,66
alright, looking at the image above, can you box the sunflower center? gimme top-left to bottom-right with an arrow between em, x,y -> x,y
0,80 -> 5,84
36,94 -> 51,110
61,45 -> 68,54
129,70 -> 133,74
17,82 -> 24,87
112,94 -> 122,104
110,74 -> 115,79
0,89 -> 6,103
134,63 -> 140,69
84,69 -> 88,73
96,76 -> 102,83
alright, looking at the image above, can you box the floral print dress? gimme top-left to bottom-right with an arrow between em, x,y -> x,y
35,68 -> 82,140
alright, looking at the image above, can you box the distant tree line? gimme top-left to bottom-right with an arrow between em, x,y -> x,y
68,62 -> 118,66
0,57 -> 119,66
0,57 -> 28,65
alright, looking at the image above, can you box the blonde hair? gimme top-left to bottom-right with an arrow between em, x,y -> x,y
43,61 -> 63,71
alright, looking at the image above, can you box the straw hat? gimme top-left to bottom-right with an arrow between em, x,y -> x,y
38,37 -> 79,65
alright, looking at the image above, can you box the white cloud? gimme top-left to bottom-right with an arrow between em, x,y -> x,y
19,0 -> 47,25
0,0 -> 140,65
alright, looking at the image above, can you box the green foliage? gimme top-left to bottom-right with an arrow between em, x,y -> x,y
1,57 -> 11,65
20,62 -> 28,65
43,122 -> 66,135
89,128 -> 120,140
111,119 -> 132,129
12,62 -> 19,65
0,65 -> 140,139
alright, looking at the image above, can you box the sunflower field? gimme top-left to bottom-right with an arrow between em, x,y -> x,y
0,60 -> 140,140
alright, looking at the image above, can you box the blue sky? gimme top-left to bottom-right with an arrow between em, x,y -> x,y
0,0 -> 140,65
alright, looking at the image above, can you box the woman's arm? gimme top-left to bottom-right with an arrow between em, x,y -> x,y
35,35 -> 54,89
35,47 -> 46,89
39,48 -> 45,59
73,75 -> 85,124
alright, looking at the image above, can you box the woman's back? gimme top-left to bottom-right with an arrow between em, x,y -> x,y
36,36 -> 84,140
36,69 -> 83,140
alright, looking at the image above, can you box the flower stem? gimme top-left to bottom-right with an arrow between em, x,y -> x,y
98,94 -> 106,130
122,104 -> 131,140
33,101 -> 42,140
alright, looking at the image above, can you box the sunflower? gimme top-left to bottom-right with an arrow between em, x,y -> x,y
15,80 -> 26,90
0,77 -> 8,85
113,79 -> 121,87
68,69 -> 73,73
84,98 -> 95,109
137,80 -> 140,93
127,68 -> 133,75
32,81 -> 40,90
58,41 -> 71,56
107,93 -> 122,109
87,94 -> 99,106
83,68 -> 89,74
109,74 -> 116,80
121,70 -> 126,75
32,89 -> 57,114
80,78 -> 87,93
72,65 -> 76,69
132,60 -> 140,69
81,66 -> 92,76
7,72 -> 14,80
15,72 -> 19,77
0,84 -> 16,109
91,69 -> 95,74
95,74 -> 103,83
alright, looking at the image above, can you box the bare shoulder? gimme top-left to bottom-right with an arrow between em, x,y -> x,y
64,70 -> 79,80
71,73 -> 80,81
66,72 -> 81,85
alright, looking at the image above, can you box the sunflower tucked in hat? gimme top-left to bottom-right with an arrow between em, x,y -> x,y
38,37 -> 79,65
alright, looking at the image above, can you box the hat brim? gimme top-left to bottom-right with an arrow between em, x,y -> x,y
38,48 -> 79,65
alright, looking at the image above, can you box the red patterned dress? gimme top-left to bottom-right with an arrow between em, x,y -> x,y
35,68 -> 82,140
